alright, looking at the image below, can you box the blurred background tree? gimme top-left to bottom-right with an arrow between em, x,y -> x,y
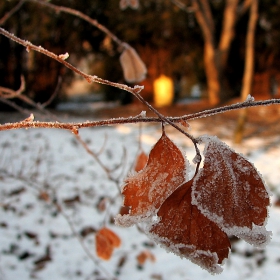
1,0 -> 280,108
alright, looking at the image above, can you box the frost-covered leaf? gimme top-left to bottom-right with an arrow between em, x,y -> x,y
148,180 -> 231,274
192,135 -> 271,246
119,43 -> 147,83
115,131 -> 189,226
95,227 -> 121,260
134,151 -> 148,172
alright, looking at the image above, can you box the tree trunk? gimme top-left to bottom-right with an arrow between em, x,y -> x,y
218,0 -> 239,69
234,0 -> 258,144
204,42 -> 220,105
192,0 -> 242,104
192,0 -> 219,105
217,0 -> 239,102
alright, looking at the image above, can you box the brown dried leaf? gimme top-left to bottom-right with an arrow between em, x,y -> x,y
119,43 -> 147,83
134,151 -> 148,172
192,135 -> 271,246
97,197 -> 107,212
179,120 -> 190,129
96,231 -> 114,260
96,227 -> 121,260
80,226 -> 96,238
149,180 -> 231,274
136,250 -> 156,265
115,132 -> 188,226
99,227 -> 121,248
119,206 -> 130,215
63,195 -> 80,207
38,191 -> 50,202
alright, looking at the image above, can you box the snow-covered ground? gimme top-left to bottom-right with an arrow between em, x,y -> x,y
1,114 -> 280,280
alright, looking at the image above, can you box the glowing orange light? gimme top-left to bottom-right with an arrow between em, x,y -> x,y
153,75 -> 174,107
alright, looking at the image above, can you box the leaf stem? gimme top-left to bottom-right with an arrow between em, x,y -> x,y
130,88 -> 202,161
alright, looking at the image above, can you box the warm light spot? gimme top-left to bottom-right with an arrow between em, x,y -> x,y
153,75 -> 174,107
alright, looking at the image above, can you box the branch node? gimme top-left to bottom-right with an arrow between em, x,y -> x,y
71,126 -> 79,135
21,114 -> 34,123
58,52 -> 69,60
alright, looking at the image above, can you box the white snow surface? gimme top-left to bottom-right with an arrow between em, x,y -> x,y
1,117 -> 280,280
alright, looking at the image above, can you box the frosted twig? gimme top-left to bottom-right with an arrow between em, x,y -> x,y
1,98 -> 280,132
175,98 -> 280,121
0,27 -> 143,96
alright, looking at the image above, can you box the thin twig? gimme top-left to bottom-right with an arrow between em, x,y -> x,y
0,26 -> 197,156
0,75 -> 25,98
129,86 -> 202,161
0,0 -> 26,25
74,133 -> 120,183
1,98 -> 279,130
176,97 -> 277,121
0,97 -> 34,116
171,0 -> 194,12
56,204 -> 115,279
27,0 -> 124,48
41,76 -> 62,108
0,27 -> 143,96
0,75 -> 59,120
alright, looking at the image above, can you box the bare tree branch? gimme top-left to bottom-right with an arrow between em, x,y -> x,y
0,0 -> 26,26
0,75 -> 25,98
234,0 -> 259,143
27,0 -> 124,48
1,98 -> 280,131
0,96 -> 33,115
191,0 -> 214,43
238,0 -> 253,16
218,0 -> 239,66
0,28 -> 196,153
199,0 -> 215,35
40,76 -> 62,108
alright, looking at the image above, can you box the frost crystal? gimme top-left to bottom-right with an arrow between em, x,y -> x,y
192,154 -> 201,164
58,52 -> 69,60
246,94 -> 255,102
140,111 -> 146,118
